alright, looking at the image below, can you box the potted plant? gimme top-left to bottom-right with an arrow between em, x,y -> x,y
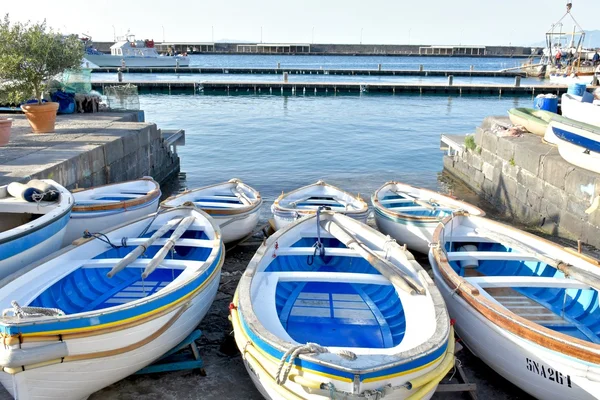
0,14 -> 83,133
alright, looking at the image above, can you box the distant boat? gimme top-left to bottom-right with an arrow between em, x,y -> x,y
0,206 -> 223,400
63,177 -> 161,246
83,34 -> 189,68
560,93 -> 600,127
507,108 -> 559,136
372,181 -> 484,254
161,179 -> 262,243
271,180 -> 369,230
430,213 -> 600,400
232,209 -> 454,400
0,179 -> 73,279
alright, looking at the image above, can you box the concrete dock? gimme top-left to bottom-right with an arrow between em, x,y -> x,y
0,112 -> 180,188
92,81 -> 569,96
442,116 -> 600,249
92,66 -> 526,77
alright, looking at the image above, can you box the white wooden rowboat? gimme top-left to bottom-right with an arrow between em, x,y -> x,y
0,179 -> 73,280
372,181 -> 484,254
271,180 -> 369,230
430,214 -> 600,400
0,206 -> 223,400
161,178 -> 262,244
232,210 -> 453,400
63,177 -> 161,246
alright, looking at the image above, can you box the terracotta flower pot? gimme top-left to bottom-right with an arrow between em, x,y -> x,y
20,102 -> 59,133
0,118 -> 12,146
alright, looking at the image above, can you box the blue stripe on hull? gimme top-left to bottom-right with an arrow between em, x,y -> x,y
238,307 -> 448,381
0,246 -> 223,335
0,211 -> 71,261
553,127 -> 600,153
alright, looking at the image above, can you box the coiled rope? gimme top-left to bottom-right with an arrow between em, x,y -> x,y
275,343 -> 330,385
275,343 -> 357,386
3,301 -> 64,318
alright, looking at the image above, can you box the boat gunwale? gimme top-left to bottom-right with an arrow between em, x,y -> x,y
0,180 -> 74,246
236,211 -> 451,375
371,181 -> 484,222
431,213 -> 600,364
71,177 -> 161,213
272,180 -> 369,216
160,179 -> 262,216
0,206 -> 223,335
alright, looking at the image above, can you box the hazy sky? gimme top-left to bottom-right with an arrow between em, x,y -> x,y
3,0 -> 599,46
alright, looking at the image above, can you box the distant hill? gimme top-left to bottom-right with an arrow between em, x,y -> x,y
531,30 -> 600,48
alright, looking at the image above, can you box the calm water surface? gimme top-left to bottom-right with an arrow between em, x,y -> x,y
140,94 -> 526,206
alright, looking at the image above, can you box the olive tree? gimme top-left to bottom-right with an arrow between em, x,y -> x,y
0,14 -> 83,105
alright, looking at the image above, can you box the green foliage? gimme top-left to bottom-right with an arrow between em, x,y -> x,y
509,157 -> 516,167
464,135 -> 476,151
0,14 -> 83,104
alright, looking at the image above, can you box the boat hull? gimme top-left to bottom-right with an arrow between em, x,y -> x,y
62,197 -> 160,246
85,54 -> 190,68
374,208 -> 436,254
561,94 -> 600,127
213,207 -> 261,243
507,108 -> 556,136
243,359 -> 437,400
431,258 -> 600,400
0,268 -> 220,400
0,212 -> 70,280
556,138 -> 600,174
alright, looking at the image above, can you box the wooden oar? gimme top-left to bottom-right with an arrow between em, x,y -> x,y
141,216 -> 196,279
231,185 -> 251,206
107,217 -> 184,278
474,227 -> 600,290
320,217 -> 425,295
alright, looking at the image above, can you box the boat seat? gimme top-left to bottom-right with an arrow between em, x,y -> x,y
378,198 -> 415,205
192,201 -> 247,209
192,195 -> 241,202
448,251 -> 539,262
82,258 -> 200,270
89,193 -> 146,199
466,276 -> 590,290
256,271 -> 391,286
275,247 -> 385,258
124,238 -> 219,248
386,206 -> 453,212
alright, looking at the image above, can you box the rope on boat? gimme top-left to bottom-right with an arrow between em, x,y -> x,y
275,341 -> 358,386
275,342 -> 330,385
307,206 -> 328,265
2,301 -> 64,319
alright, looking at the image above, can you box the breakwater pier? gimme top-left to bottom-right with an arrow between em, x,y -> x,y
0,112 -> 181,188
92,81 -> 568,96
442,116 -> 600,249
92,66 -> 526,77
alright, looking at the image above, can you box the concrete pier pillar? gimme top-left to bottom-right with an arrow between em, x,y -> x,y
117,68 -> 123,83
514,76 -> 521,87
448,75 -> 454,86
283,72 -> 289,82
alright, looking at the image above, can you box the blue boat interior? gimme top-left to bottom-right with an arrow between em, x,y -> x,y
289,196 -> 349,211
76,191 -> 151,205
29,228 -> 210,315
447,241 -> 600,344
191,192 -> 244,210
265,237 -> 406,348
381,194 -> 451,218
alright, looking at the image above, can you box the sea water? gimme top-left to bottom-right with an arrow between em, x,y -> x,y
140,92 -> 525,211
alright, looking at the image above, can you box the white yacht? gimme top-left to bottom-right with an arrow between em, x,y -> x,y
84,34 -> 190,68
